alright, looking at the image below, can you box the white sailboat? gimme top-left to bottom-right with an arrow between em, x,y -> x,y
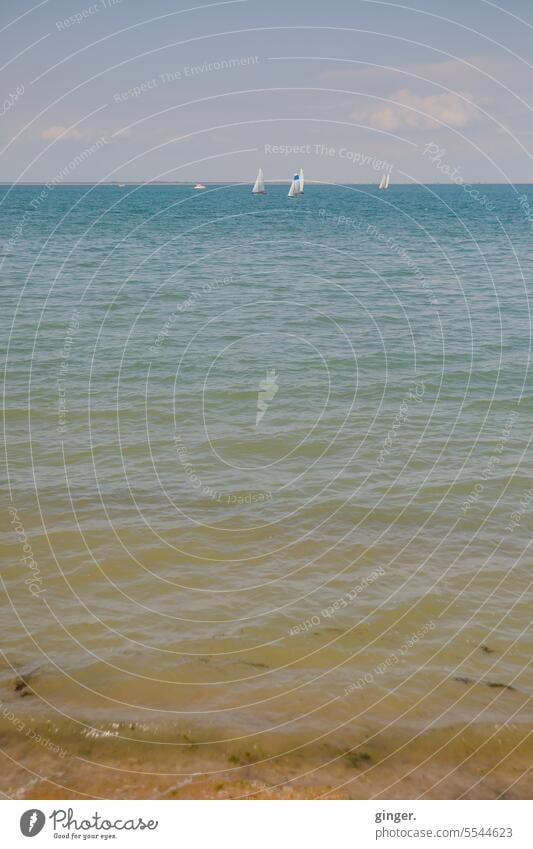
378,172 -> 390,190
252,168 -> 265,194
299,168 -> 305,193
288,172 -> 301,198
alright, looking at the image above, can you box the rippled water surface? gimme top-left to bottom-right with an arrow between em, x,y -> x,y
2,183 -> 532,747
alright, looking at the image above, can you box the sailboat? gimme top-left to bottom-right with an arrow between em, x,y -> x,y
378,172 -> 390,190
288,172 -> 301,198
299,168 -> 305,193
252,168 -> 265,194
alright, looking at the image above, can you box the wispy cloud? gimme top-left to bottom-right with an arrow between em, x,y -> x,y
320,55 -> 533,134
365,89 -> 478,131
40,125 -> 84,141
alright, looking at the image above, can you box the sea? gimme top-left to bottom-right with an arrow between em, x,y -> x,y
1,182 -> 533,789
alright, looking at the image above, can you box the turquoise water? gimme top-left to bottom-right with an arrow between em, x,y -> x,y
1,183 -> 532,745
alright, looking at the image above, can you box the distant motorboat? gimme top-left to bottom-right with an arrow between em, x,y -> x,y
378,173 -> 390,190
252,168 -> 265,194
288,172 -> 301,198
194,183 -> 206,190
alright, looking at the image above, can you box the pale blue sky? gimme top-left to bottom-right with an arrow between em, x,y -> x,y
2,0 -> 533,182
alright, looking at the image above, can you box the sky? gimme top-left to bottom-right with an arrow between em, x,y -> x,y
2,0 -> 533,183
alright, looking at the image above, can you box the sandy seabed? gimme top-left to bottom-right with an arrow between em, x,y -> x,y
1,722 -> 532,800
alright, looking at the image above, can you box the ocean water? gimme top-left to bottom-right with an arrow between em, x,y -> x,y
1,183 -> 533,757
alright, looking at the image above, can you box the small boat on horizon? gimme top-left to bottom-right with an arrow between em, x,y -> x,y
252,168 -> 265,194
194,182 -> 206,190
378,172 -> 390,190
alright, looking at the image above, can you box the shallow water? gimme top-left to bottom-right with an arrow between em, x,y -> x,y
1,183 -> 532,757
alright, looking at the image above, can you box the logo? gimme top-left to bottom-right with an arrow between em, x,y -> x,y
256,368 -> 279,426
20,809 -> 45,837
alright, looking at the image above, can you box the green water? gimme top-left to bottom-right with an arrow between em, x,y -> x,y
1,183 -> 532,748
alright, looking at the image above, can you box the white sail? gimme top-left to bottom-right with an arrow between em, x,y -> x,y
288,173 -> 300,198
385,172 -> 390,189
299,168 -> 305,192
252,168 -> 265,193
378,173 -> 386,189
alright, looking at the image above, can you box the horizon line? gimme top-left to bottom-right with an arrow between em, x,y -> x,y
1,180 -> 531,186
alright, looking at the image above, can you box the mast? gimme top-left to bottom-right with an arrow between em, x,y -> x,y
252,168 -> 265,193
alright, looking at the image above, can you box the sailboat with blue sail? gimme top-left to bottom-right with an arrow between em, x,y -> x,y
288,172 -> 301,198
